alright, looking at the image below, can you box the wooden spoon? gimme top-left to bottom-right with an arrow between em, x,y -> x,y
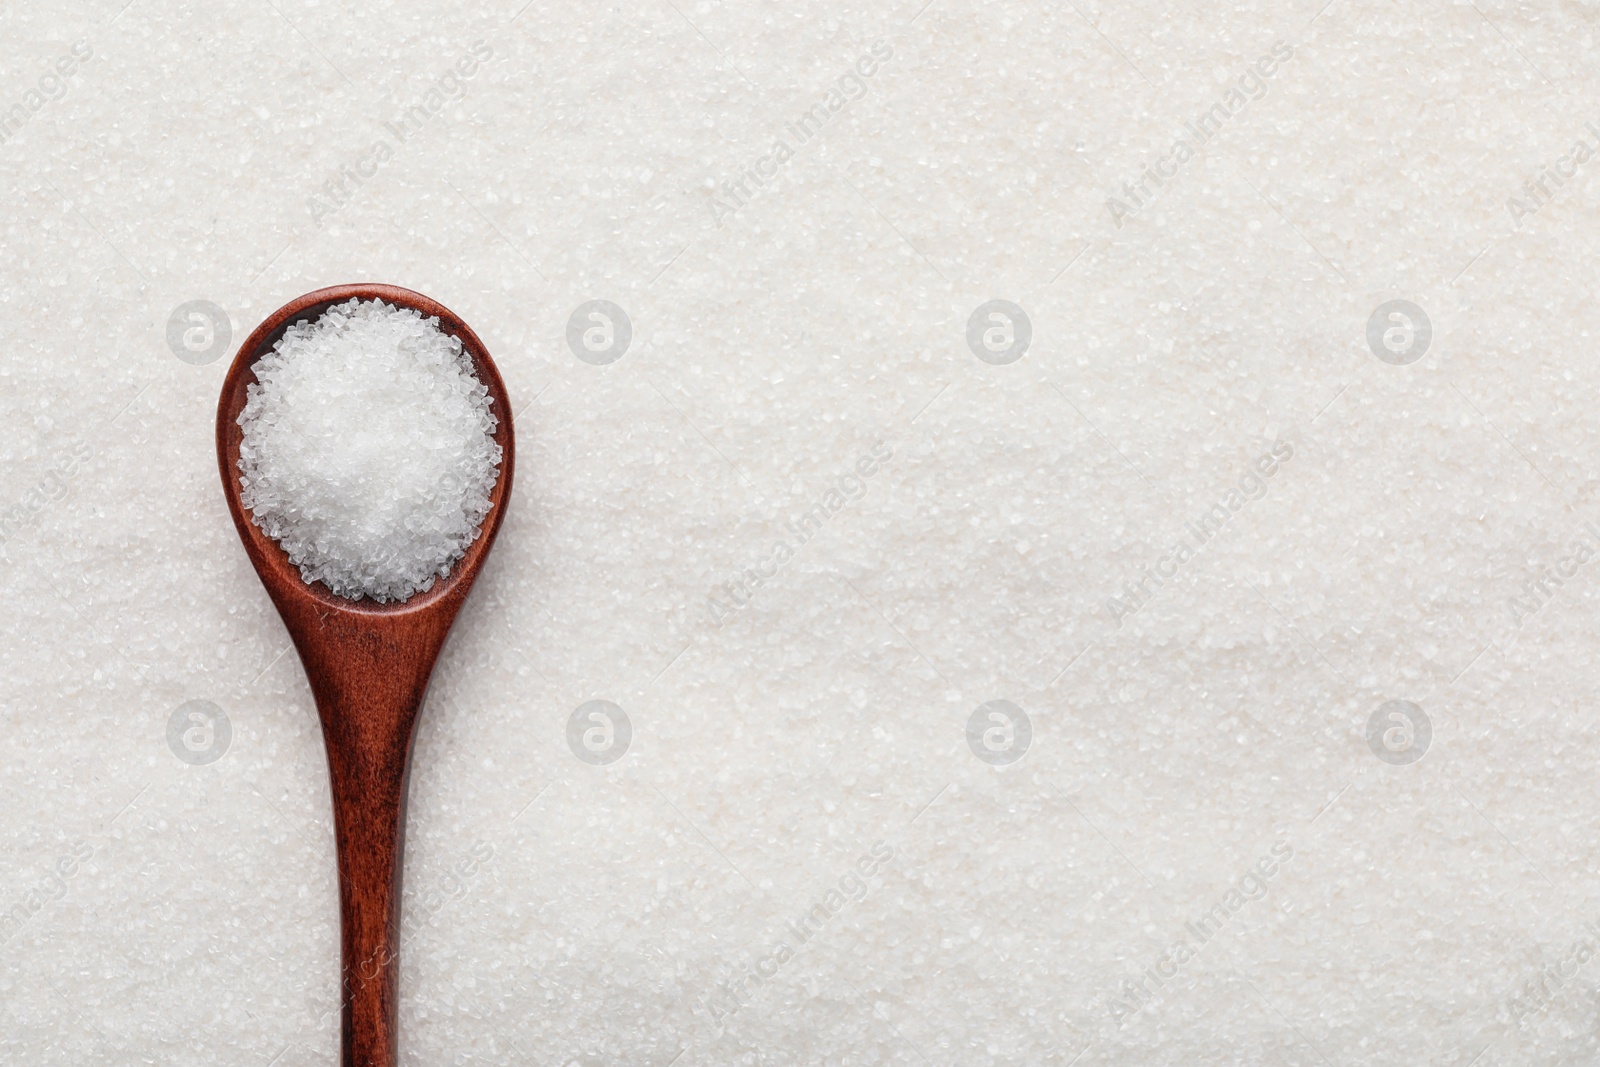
215,283 -> 515,1067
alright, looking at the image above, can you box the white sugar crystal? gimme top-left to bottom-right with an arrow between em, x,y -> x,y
12,8 -> 1600,1067
236,298 -> 502,602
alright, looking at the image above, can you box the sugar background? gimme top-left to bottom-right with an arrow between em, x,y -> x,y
2,1 -> 1600,1065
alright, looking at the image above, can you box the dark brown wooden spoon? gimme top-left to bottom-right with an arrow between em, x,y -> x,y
215,283 -> 514,1067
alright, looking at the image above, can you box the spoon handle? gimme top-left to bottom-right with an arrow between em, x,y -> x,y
327,723 -> 413,1067
294,615 -> 443,1067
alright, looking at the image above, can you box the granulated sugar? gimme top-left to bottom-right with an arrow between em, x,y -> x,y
10,5 -> 1600,1067
236,299 -> 501,602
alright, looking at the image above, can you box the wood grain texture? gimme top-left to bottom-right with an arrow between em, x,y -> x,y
215,284 -> 514,1067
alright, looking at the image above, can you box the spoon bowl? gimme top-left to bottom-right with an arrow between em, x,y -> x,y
216,283 -> 514,1067
217,283 -> 515,617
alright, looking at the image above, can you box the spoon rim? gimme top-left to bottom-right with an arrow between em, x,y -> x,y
215,282 -> 516,618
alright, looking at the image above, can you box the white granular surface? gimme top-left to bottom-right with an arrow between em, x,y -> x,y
6,6 -> 1600,1067
236,298 -> 501,603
